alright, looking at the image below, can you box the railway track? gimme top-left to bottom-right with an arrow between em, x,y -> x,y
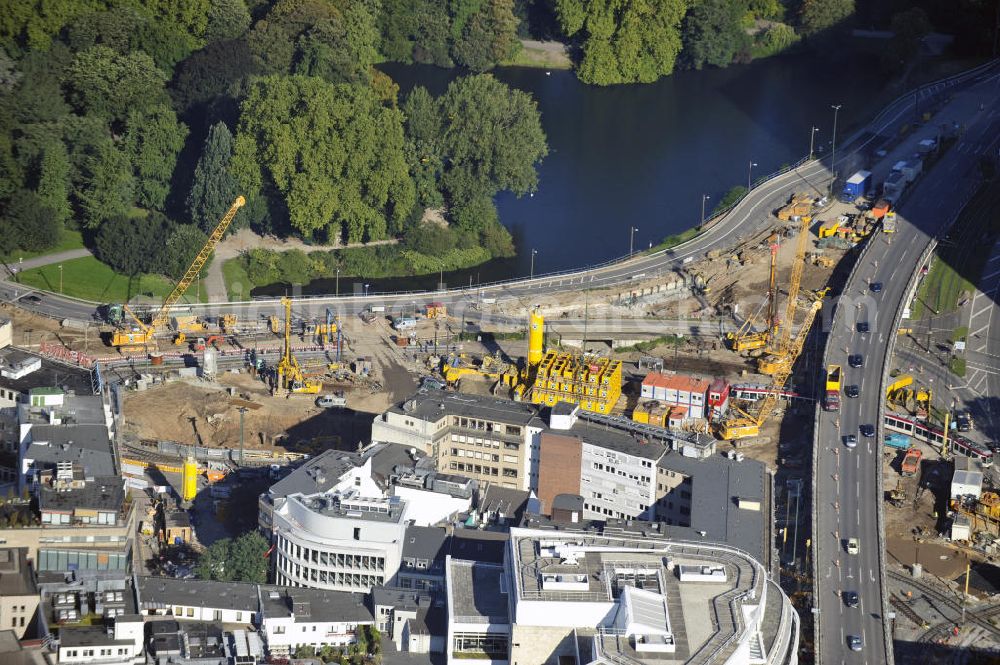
888,570 -> 1000,641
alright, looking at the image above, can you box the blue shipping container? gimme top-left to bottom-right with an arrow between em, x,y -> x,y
885,433 -> 911,450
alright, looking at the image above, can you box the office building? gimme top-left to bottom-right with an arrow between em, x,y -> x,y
258,586 -> 373,658
0,548 -> 38,639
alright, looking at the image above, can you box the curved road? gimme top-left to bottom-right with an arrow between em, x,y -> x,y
813,69 -> 1000,665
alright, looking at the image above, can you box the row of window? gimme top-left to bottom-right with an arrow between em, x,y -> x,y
41,510 -> 117,525
38,549 -> 128,572
38,534 -> 124,544
278,539 -> 386,571
172,606 -> 246,622
63,648 -> 130,658
275,569 -> 384,590
448,462 -> 517,478
451,417 -> 522,437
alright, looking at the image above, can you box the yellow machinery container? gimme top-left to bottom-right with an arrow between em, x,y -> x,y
528,307 -> 544,366
529,350 -> 622,414
632,401 -> 668,428
181,457 -> 198,502
817,220 -> 841,238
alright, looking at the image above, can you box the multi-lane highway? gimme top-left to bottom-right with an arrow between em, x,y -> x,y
813,69 -> 1000,664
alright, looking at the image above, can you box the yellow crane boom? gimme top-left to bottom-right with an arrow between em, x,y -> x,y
112,196 -> 244,349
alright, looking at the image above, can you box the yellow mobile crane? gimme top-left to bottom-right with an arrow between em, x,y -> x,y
276,297 -> 322,394
111,197 -> 246,349
718,288 -> 828,439
758,216 -> 811,375
726,235 -> 779,352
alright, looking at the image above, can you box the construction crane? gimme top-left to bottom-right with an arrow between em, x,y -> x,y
758,216 -> 811,375
111,196 -> 246,349
276,297 -> 322,394
718,288 -> 828,439
726,235 -> 779,352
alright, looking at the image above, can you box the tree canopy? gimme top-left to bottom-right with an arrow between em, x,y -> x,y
194,532 -> 269,583
231,75 -> 416,242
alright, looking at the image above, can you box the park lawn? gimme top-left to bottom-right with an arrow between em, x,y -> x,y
1,229 -> 85,262
222,258 -> 252,301
911,257 -> 973,319
18,256 -> 206,304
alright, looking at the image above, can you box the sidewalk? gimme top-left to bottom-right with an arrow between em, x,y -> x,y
7,248 -> 92,271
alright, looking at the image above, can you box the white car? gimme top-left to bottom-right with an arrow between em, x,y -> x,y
316,393 -> 347,408
847,538 -> 860,555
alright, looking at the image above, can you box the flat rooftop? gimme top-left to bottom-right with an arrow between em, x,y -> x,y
390,391 -> 542,427
293,492 -> 406,524
0,349 -> 93,396
39,478 -> 124,514
448,559 -> 507,623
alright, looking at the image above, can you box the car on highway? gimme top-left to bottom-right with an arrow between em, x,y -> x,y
845,385 -> 860,398
848,354 -> 864,368
847,537 -> 860,555
857,321 -> 870,333
843,591 -> 859,608
843,434 -> 858,449
860,424 -> 876,438
870,281 -> 883,293
848,635 -> 863,651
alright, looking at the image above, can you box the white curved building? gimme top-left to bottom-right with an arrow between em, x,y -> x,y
446,527 -> 799,665
272,491 -> 407,592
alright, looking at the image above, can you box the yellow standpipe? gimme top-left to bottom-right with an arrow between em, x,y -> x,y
181,457 -> 198,502
528,307 -> 544,366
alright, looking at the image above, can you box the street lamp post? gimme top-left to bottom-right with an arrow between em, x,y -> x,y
830,104 -> 842,183
335,268 -> 340,297
364,283 -> 370,298
629,226 -> 639,255
700,194 -> 710,226
58,264 -> 63,294
530,249 -> 537,279
747,161 -> 758,191
809,126 -> 820,160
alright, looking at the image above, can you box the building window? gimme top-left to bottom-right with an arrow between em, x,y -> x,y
353,527 -> 361,541
236,612 -> 243,622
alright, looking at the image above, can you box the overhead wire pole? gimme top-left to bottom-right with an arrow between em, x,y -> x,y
830,104 -> 842,194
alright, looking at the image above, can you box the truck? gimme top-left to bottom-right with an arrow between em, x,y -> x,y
884,433 -> 911,450
901,448 -> 922,476
823,364 -> 842,411
841,170 -> 872,202
882,210 -> 897,233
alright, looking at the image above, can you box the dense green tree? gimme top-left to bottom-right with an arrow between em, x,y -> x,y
169,39 -> 258,112
194,532 -> 268,582
404,224 -> 457,254
452,0 -> 520,71
555,0 -> 687,85
194,538 -> 231,581
187,122 -> 241,232
681,0 -> 748,70
799,0 -> 855,35
232,75 -> 416,242
63,6 -> 197,71
65,46 -> 169,121
0,0 -> 113,53
74,139 -> 135,229
8,44 -> 72,125
205,0 -> 252,41
124,105 -> 189,209
438,74 -> 547,205
0,189 -> 59,255
36,140 -> 72,226
93,213 -> 173,275
381,0 -> 453,66
143,0 -> 211,39
402,86 -> 445,209
163,224 -> 210,280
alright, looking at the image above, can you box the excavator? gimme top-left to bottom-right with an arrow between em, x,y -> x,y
110,196 -> 245,350
725,234 -> 779,353
275,297 -> 322,395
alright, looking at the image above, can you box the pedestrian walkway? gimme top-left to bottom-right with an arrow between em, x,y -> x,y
7,248 -> 92,271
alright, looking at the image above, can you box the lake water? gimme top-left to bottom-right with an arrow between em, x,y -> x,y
262,52 -> 889,295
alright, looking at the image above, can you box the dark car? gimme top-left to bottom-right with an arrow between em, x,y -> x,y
844,591 -> 859,608
843,434 -> 858,449
860,424 -> 876,438
845,385 -> 860,398
849,354 -> 864,368
857,321 -> 870,333
848,635 -> 863,651
19,294 -> 41,303
870,282 -> 883,293
956,412 -> 972,432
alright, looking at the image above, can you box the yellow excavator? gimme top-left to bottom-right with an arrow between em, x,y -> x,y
275,297 -> 322,394
726,235 -> 779,353
110,196 -> 246,350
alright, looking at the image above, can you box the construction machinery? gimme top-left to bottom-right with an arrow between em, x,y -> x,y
725,235 -> 779,353
886,375 -> 931,416
718,287 -> 828,439
275,297 -> 322,395
776,192 -> 813,221
822,365 -> 842,412
111,196 -> 245,349
758,217 -> 812,375
901,448 -> 922,476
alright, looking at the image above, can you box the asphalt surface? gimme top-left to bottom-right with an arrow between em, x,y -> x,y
813,70 -> 1000,665
2,63 -> 994,331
